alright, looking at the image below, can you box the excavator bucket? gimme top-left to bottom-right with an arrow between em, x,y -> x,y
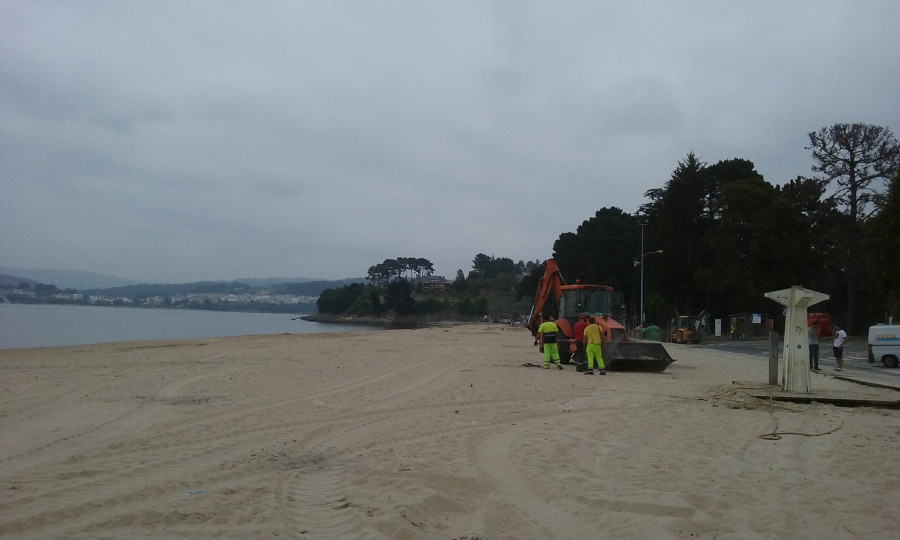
602,341 -> 674,372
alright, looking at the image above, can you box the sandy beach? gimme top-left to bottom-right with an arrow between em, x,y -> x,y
1,324 -> 899,539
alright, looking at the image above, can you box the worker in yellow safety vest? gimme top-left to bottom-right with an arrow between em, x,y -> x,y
537,314 -> 563,370
582,320 -> 607,375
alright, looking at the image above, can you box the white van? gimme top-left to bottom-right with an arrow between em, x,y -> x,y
867,325 -> 900,368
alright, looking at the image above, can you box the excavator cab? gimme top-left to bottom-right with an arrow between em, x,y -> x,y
560,287 -> 626,321
559,286 -> 629,343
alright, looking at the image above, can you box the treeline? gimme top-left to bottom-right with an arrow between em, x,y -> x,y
318,254 -> 537,319
535,123 -> 900,333
467,254 -> 539,280
366,257 -> 435,285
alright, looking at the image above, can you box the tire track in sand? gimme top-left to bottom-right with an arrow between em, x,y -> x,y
470,413 -> 602,538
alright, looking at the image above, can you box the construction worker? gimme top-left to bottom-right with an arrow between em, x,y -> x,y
582,319 -> 607,375
537,314 -> 563,370
573,313 -> 590,371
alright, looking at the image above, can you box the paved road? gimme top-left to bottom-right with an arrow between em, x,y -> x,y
692,336 -> 900,388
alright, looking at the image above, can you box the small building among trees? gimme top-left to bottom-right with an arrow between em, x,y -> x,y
414,275 -> 449,291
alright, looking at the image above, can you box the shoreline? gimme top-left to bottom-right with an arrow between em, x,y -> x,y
300,312 -> 420,327
301,311 -> 488,328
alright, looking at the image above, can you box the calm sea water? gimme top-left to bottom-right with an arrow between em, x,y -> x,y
0,303 -> 378,350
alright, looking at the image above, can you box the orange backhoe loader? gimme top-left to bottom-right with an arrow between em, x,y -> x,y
526,259 -> 674,372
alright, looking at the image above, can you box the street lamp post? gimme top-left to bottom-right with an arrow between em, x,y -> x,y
634,223 -> 662,333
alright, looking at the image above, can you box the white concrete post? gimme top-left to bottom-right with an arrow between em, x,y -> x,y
764,286 -> 830,393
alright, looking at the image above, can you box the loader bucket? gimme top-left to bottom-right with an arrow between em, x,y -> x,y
601,341 -> 674,372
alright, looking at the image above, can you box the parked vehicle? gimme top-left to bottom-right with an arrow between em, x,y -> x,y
808,312 -> 832,338
671,314 -> 702,344
867,324 -> 900,368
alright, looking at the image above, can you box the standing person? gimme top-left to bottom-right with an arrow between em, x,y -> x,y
833,324 -> 848,372
582,319 -> 607,375
537,314 -> 563,370
573,314 -> 590,372
808,322 -> 820,371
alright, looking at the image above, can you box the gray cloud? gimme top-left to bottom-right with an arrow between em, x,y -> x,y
2,1 -> 899,282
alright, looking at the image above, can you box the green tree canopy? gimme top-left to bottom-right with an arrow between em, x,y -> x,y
807,123 -> 900,331
641,152 -> 713,316
864,172 -> 900,320
470,254 -> 523,279
367,257 -> 435,285
552,207 -> 640,292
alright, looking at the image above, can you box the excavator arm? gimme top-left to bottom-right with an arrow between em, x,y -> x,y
525,259 -> 564,334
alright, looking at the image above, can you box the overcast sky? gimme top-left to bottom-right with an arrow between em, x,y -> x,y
2,1 -> 899,283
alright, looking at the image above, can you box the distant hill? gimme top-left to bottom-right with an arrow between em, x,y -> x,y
83,278 -> 366,298
270,278 -> 366,296
0,274 -> 38,288
82,281 -> 245,297
234,277 -> 317,288
0,266 -> 366,294
0,267 -> 140,290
